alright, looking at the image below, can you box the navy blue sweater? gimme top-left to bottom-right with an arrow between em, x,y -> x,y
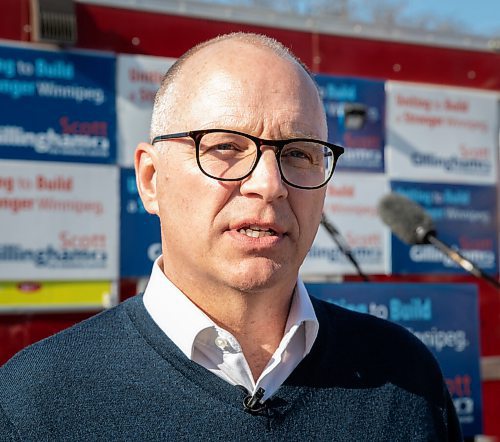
0,294 -> 461,441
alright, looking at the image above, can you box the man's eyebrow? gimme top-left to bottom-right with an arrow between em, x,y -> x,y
279,128 -> 324,140
196,121 -> 322,140
287,132 -> 322,139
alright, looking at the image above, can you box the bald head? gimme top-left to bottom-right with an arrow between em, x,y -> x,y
150,33 -> 325,141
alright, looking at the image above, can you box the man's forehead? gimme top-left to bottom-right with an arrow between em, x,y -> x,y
178,65 -> 315,117
178,39 -> 303,85
162,38 -> 326,138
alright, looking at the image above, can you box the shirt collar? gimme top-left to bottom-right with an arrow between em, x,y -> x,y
143,257 -> 319,359
285,278 -> 319,357
143,257 -> 215,358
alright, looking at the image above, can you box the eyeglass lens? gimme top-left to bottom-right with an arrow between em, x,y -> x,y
197,131 -> 335,188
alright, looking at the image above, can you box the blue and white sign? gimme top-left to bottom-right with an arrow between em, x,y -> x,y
316,75 -> 385,172
302,172 -> 390,276
386,81 -> 498,184
390,181 -> 498,275
120,168 -> 161,277
0,43 -> 116,163
306,282 -> 482,437
0,160 -> 119,280
116,54 -> 175,166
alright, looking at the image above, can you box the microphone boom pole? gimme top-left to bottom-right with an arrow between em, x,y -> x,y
424,233 -> 500,289
320,213 -> 370,282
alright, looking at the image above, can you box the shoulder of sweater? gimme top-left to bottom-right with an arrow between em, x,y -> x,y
309,296 -> 445,392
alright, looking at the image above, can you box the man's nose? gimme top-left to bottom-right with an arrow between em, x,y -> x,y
239,147 -> 288,201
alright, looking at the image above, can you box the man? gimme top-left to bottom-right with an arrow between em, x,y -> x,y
0,33 -> 461,441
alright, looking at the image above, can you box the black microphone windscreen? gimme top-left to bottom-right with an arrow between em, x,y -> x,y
377,193 -> 435,245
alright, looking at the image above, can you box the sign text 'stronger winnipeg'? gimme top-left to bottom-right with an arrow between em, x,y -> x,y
0,44 -> 116,163
0,160 -> 118,280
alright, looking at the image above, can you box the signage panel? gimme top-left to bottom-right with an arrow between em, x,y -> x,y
301,173 -> 390,276
116,54 -> 175,166
316,75 -> 385,172
386,82 -> 498,184
0,160 -> 119,280
120,167 -> 161,277
390,181 -> 498,275
0,280 -> 115,311
0,44 -> 116,163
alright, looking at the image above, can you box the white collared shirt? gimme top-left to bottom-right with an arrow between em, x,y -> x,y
143,257 -> 319,401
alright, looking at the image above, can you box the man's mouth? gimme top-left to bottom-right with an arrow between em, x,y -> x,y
238,225 -> 277,238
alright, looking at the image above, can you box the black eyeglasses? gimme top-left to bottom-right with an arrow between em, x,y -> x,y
151,129 -> 344,190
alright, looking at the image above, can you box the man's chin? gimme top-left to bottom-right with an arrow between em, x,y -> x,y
225,259 -> 295,294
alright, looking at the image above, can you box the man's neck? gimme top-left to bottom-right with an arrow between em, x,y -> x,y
199,288 -> 294,380
161,260 -> 296,380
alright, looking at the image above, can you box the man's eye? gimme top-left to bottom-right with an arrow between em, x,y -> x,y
283,149 -> 313,162
201,142 -> 249,158
213,143 -> 240,151
288,150 -> 309,159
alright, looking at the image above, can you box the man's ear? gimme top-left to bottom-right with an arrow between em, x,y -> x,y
135,142 -> 160,215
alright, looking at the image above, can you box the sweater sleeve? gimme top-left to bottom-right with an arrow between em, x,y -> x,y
0,403 -> 21,442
